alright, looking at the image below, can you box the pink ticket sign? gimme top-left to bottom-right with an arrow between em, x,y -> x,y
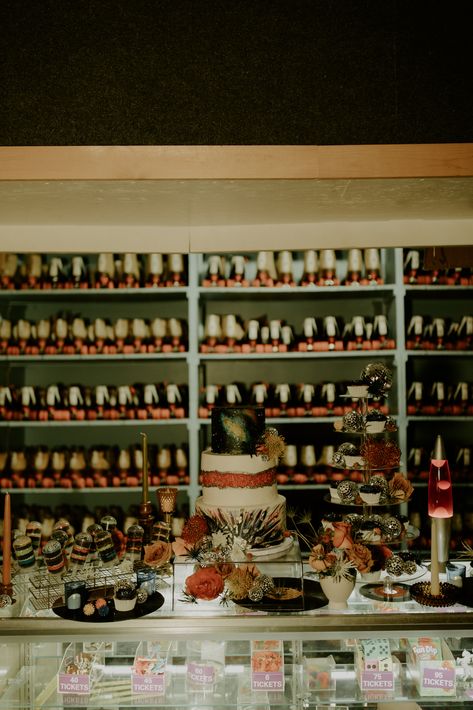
132,672 -> 165,695
187,662 -> 215,686
252,672 -> 285,691
57,673 -> 90,695
360,671 -> 394,691
251,640 -> 285,692
422,667 -> 455,691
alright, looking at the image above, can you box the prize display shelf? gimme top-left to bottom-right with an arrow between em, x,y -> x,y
1,249 -> 472,525
2,579 -> 473,709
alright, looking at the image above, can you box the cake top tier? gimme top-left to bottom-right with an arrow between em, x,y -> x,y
211,406 -> 265,455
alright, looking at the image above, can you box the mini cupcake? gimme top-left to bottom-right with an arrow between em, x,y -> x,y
329,480 -> 341,502
359,484 -> 382,505
365,409 -> 387,433
346,381 -> 369,398
344,454 -> 365,469
114,580 -> 137,612
369,474 -> 389,502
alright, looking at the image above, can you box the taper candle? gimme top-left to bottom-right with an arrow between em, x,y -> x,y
2,492 -> 11,588
140,432 -> 149,504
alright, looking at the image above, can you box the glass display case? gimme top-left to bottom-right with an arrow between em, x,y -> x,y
2,572 -> 473,709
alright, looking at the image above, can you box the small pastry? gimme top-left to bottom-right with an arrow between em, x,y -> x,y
357,520 -> 382,543
13,535 -> 36,569
346,381 -> 369,398
97,602 -> 110,618
70,532 -> 92,568
365,409 -> 387,433
114,580 -> 137,612
83,602 -> 95,617
329,480 -> 341,502
42,539 -> 65,574
370,474 -> 389,496
359,484 -> 382,505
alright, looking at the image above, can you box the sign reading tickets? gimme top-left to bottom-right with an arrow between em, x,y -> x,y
57,673 -> 90,695
360,670 -> 394,691
187,662 -> 215,686
422,667 -> 455,691
132,671 -> 165,695
251,640 -> 285,692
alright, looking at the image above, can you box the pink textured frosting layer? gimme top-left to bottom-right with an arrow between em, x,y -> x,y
200,468 -> 277,489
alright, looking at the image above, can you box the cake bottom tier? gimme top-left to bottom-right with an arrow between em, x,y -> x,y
195,495 -> 286,549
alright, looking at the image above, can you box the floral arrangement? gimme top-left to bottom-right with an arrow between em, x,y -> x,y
289,511 -> 377,581
172,513 -> 278,604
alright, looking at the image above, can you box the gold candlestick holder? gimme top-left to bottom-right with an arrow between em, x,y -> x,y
156,488 -> 178,541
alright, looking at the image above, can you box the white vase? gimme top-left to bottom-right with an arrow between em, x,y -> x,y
320,575 -> 356,609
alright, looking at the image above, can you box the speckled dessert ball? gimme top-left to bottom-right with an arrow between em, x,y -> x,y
248,585 -> 264,602
381,516 -> 403,541
342,410 -> 364,432
402,559 -> 417,576
337,480 -> 358,503
385,556 -> 404,576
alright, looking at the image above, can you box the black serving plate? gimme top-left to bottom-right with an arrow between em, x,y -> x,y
235,577 -> 328,612
457,577 -> 473,609
53,591 -> 165,622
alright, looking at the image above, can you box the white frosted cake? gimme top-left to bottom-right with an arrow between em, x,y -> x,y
195,407 -> 287,549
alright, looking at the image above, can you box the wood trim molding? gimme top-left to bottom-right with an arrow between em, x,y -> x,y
1,144 -> 473,180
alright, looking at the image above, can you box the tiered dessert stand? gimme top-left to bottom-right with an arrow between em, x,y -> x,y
329,366 -> 420,602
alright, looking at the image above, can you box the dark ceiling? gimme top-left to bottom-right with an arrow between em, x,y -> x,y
1,0 -> 472,146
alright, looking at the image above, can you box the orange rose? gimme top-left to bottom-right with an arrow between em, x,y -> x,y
185,566 -> 225,600
309,544 -> 337,573
172,537 -> 192,557
346,543 -> 374,573
332,522 -> 353,549
143,540 -> 172,567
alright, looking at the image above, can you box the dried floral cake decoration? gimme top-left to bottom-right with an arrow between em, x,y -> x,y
257,427 -> 286,461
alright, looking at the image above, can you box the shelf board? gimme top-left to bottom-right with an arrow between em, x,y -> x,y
405,285 -> 473,292
406,415 -> 472,423
0,286 -> 188,299
407,350 -> 473,357
0,352 -> 188,363
6,485 -> 190,494
199,350 -> 396,360
0,418 -> 189,427
198,284 -> 396,297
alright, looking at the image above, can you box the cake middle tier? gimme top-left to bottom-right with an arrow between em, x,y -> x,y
199,450 -> 279,506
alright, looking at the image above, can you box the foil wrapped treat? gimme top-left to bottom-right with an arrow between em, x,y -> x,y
360,363 -> 393,397
337,480 -> 359,504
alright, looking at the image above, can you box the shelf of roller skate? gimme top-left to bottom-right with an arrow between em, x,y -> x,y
0,418 -> 189,427
0,352 -> 188,362
198,284 -> 396,296
198,350 -> 397,359
0,286 -> 189,298
6,485 -> 191,495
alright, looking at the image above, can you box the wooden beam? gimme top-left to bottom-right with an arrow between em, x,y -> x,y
1,144 -> 473,180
